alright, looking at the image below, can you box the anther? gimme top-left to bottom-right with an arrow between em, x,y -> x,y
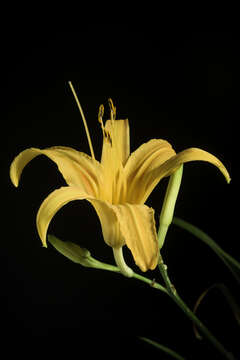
98,104 -> 104,123
108,98 -> 116,120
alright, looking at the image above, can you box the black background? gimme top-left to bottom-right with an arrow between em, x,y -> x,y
2,29 -> 238,358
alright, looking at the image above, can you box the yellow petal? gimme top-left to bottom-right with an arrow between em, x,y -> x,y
89,199 -> 125,248
124,139 -> 176,203
10,147 -> 41,187
114,203 -> 159,272
89,200 -> 159,271
37,187 -> 158,271
37,187 -> 125,249
101,119 -> 130,167
144,147 -> 231,202
36,186 -> 92,247
10,146 -> 102,197
99,119 -> 129,202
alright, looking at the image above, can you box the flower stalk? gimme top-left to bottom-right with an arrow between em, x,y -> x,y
113,247 -> 133,277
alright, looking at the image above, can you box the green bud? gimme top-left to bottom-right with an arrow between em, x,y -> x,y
158,164 -> 183,248
48,234 -> 120,272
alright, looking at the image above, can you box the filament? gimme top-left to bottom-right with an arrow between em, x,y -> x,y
68,81 -> 95,160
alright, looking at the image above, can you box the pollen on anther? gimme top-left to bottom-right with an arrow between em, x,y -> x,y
98,104 -> 104,124
108,98 -> 116,119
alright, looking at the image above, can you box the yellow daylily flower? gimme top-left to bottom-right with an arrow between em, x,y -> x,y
10,82 -> 230,275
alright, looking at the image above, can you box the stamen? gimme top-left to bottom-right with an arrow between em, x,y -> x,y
98,104 -> 106,135
98,104 -> 104,124
68,81 -> 95,160
108,98 -> 116,120
98,104 -> 112,146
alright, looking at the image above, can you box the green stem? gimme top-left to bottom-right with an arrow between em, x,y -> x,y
91,253 -> 168,293
112,247 -> 134,277
132,272 -> 168,294
158,254 -> 235,360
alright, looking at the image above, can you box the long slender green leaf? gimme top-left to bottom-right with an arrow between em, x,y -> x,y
139,337 -> 185,360
193,283 -> 240,339
172,217 -> 240,284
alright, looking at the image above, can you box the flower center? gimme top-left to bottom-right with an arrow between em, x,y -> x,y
98,100 -> 126,204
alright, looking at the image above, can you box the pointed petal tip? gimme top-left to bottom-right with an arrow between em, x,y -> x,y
12,179 -> 19,187
9,164 -> 19,187
42,237 -> 48,248
164,148 -> 231,186
226,171 -> 231,184
219,165 -> 231,184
